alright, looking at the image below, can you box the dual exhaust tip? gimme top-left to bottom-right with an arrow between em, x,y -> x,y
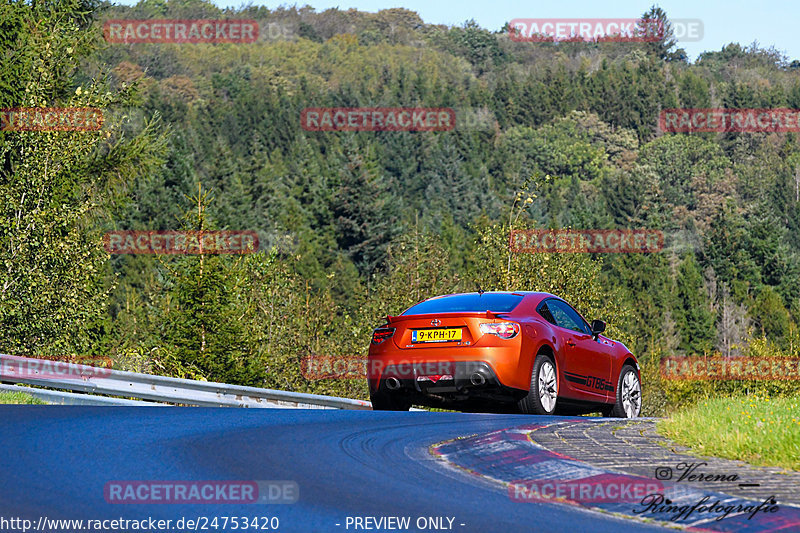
384,373 -> 486,390
385,377 -> 401,390
469,372 -> 486,386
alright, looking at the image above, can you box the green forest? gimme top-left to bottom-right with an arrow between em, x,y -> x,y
2,0 -> 800,414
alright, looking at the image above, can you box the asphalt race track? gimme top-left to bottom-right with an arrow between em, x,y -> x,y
0,407 -> 670,533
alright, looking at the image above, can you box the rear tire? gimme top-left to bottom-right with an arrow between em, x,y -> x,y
610,365 -> 641,418
518,354 -> 558,415
370,390 -> 411,411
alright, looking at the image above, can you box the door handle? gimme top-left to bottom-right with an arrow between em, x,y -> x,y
566,340 -> 576,347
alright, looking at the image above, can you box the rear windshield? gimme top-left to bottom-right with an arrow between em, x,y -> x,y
402,293 -> 524,315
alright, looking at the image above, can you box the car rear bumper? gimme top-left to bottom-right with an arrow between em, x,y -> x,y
369,360 -> 528,408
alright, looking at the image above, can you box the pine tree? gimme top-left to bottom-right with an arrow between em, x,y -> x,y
330,136 -> 398,276
673,254 -> 715,354
158,185 -> 262,385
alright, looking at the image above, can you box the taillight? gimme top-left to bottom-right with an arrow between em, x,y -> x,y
371,327 -> 395,344
479,322 -> 520,339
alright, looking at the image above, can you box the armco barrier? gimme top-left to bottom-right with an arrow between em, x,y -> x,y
0,383 -> 161,406
0,354 -> 371,409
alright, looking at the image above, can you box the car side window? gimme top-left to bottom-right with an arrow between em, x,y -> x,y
537,302 -> 557,325
546,299 -> 590,334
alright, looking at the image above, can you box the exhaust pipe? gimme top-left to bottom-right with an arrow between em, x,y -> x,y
385,377 -> 401,390
469,373 -> 486,386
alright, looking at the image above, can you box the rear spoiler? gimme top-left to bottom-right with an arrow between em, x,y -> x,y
385,310 -> 502,324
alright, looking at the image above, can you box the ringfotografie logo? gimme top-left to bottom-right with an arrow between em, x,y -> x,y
653,462 -> 742,483
634,494 -> 778,522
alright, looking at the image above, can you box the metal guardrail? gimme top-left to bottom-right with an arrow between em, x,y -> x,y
0,354 -> 372,410
0,383 -> 162,406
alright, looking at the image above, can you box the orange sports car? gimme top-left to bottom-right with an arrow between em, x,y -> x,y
367,291 -> 641,417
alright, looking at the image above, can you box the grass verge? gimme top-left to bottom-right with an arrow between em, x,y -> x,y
658,395 -> 800,471
0,391 -> 47,405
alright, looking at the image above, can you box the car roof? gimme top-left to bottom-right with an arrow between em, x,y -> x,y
425,291 -> 558,304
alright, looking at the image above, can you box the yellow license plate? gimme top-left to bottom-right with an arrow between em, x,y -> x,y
412,328 -> 462,343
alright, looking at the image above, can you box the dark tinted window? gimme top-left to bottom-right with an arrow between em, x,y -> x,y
537,302 -> 556,325
546,299 -> 590,333
402,293 -> 523,315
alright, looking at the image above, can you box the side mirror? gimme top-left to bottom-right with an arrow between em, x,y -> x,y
590,319 -> 606,340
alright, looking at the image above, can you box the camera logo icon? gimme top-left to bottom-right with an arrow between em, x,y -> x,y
654,467 -> 673,480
